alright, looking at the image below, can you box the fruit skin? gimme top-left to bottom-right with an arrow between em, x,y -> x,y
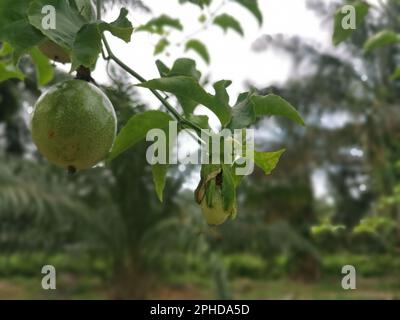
31,79 -> 117,171
201,189 -> 235,226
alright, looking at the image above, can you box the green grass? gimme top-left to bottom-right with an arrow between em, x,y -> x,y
1,252 -> 400,299
0,275 -> 107,300
229,277 -> 400,300
1,274 -> 399,300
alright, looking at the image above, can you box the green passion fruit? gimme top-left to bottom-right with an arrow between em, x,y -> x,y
31,79 -> 117,171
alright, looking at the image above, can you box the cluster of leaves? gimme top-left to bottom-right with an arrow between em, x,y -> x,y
0,0 -> 305,224
0,0 -> 133,84
108,56 -> 304,215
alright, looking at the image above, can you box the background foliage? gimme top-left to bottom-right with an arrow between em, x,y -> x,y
0,0 -> 400,299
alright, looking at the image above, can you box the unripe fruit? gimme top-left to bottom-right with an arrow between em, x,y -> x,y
31,79 -> 117,171
201,188 -> 235,226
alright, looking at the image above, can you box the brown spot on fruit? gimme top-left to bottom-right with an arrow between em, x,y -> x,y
48,131 -> 55,139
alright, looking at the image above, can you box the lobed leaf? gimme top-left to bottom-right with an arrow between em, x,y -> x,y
99,8 -> 133,43
138,76 -> 232,126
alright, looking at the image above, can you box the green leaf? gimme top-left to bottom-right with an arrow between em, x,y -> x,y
154,132 -> 179,203
138,76 -> 232,126
221,164 -> 236,211
187,114 -> 210,129
253,149 -> 285,175
150,114 -> 175,203
73,0 -> 96,22
195,164 -> 221,204
0,0 -> 44,60
0,43 -> 13,57
332,1 -> 369,46
29,5 -> 132,71
363,30 -> 400,54
166,59 -> 202,115
0,61 -> 25,82
213,80 -> 232,125
28,0 -> 86,51
154,38 -> 169,55
137,15 -> 183,34
98,8 -> 134,43
152,164 -> 168,202
231,163 -> 245,187
185,39 -> 210,64
71,22 -> 101,70
138,76 -> 213,106
227,92 -> 256,129
155,59 -> 171,77
214,14 -> 244,36
232,0 -> 263,26
178,96 -> 199,116
71,8 -> 133,70
168,58 -> 201,79
109,110 -> 173,161
205,178 -> 216,207
252,94 -> 305,126
228,93 -> 304,129
30,47 -> 54,86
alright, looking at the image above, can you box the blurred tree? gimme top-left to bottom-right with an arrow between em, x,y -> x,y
241,0 -> 400,259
